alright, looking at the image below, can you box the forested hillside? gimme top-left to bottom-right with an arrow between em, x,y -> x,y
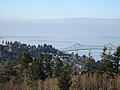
0,41 -> 120,90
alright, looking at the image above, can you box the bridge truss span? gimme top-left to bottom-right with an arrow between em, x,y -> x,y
60,43 -> 116,52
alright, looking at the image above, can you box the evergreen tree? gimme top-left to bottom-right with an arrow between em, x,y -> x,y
0,60 -> 17,83
84,51 -> 95,74
18,52 -> 33,75
53,57 -> 63,77
100,47 -> 113,76
28,53 -> 46,81
44,54 -> 53,77
113,46 -> 120,76
28,58 -> 41,81
84,58 -> 94,73
37,53 -> 46,80
58,64 -> 72,90
21,52 -> 32,67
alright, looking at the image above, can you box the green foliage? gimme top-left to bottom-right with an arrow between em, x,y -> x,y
53,57 -> 63,77
100,48 -> 114,76
21,52 -> 33,65
0,41 -> 63,65
28,58 -> 41,81
84,58 -> 94,73
28,53 -> 53,81
44,54 -> 53,77
0,60 -> 17,83
113,46 -> 120,76
18,52 -> 33,74
37,53 -> 46,80
2,41 -> 120,89
58,64 -> 72,90
29,53 -> 54,81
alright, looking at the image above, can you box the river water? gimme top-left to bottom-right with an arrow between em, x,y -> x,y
0,36 -> 118,61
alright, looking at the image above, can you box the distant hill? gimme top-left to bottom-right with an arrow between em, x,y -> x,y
0,18 -> 120,37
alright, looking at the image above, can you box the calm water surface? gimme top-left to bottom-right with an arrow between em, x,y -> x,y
0,36 -> 119,60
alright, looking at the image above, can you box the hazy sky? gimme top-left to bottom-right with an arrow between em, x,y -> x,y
0,0 -> 120,19
0,0 -> 120,46
0,0 -> 120,60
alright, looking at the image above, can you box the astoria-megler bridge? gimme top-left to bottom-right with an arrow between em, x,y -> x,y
60,43 -> 116,52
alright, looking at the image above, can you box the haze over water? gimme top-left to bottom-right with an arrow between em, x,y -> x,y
0,0 -> 120,60
0,18 -> 120,47
0,18 -> 120,60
